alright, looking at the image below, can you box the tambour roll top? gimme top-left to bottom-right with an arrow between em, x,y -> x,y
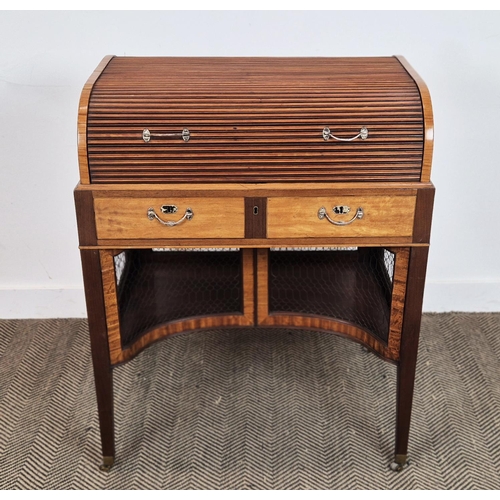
81,56 -> 429,184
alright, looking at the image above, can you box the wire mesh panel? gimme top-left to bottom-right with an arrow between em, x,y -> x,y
114,251 -> 127,286
113,249 -> 243,348
268,247 -> 396,343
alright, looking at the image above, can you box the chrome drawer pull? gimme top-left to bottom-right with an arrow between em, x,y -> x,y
147,207 -> 194,226
143,128 -> 190,143
322,127 -> 368,142
318,206 -> 364,226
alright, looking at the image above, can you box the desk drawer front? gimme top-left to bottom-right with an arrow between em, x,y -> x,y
94,197 -> 245,240
267,195 -> 416,239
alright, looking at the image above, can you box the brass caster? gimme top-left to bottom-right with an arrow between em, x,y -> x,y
99,456 -> 114,472
390,454 -> 408,472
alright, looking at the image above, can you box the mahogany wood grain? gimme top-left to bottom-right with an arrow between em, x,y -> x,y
74,187 -> 97,245
83,57 -> 424,184
78,56 -> 114,184
80,249 -> 115,460
267,195 -> 416,239
244,197 -> 267,239
412,185 -> 435,244
395,56 -> 434,183
395,246 -> 429,459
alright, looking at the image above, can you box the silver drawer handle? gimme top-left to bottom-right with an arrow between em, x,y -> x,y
318,206 -> 364,226
147,207 -> 194,226
322,127 -> 368,142
143,128 -> 190,143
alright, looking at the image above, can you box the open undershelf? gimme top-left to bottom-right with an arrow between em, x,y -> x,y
268,248 -> 395,342
113,247 -> 396,349
114,249 -> 244,348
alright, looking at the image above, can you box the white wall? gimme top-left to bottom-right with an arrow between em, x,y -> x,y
0,11 -> 499,318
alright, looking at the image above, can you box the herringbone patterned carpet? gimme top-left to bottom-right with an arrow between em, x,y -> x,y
1,313 -> 500,489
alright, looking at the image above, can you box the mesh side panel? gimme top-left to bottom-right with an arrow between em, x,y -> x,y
114,252 -> 127,286
114,249 -> 243,348
268,248 -> 395,343
383,249 -> 395,279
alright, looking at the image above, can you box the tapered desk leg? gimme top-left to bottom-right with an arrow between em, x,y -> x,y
80,249 -> 115,471
392,246 -> 429,471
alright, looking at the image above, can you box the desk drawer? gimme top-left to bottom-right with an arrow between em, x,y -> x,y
94,197 -> 245,240
267,195 -> 416,239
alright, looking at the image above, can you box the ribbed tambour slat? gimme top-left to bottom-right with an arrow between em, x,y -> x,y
86,57 -> 424,183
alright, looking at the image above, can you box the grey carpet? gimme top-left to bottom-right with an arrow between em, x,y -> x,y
1,313 -> 500,489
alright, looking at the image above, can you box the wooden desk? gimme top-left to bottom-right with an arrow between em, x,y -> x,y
75,56 -> 434,472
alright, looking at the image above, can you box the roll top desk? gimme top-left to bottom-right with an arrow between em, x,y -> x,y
74,56 -> 434,472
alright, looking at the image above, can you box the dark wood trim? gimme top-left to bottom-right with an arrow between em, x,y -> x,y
245,197 -> 267,239
255,198 -> 267,238
395,246 -> 429,459
74,186 -> 97,245
244,198 -> 254,238
80,249 -> 115,460
412,185 -> 435,243
91,237 -> 416,249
